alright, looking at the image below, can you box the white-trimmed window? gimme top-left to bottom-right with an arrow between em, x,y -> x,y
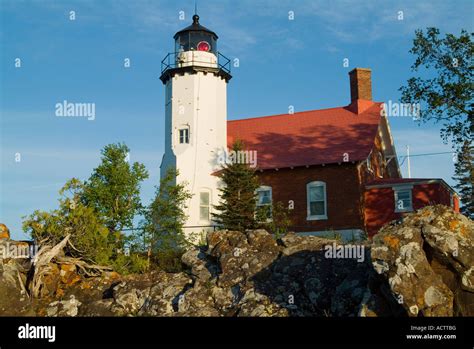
307,181 -> 327,220
179,127 -> 189,144
199,190 -> 211,222
394,188 -> 413,212
256,186 -> 272,220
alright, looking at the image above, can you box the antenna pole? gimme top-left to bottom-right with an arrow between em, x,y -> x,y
406,145 -> 411,178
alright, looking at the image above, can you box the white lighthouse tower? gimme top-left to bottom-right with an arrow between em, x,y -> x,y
159,14 -> 232,241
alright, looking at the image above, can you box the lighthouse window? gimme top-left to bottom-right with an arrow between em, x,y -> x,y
175,34 -> 217,53
200,191 -> 210,222
179,128 -> 189,144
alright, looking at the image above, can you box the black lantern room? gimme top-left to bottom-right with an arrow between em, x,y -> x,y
174,14 -> 218,54
160,13 -> 231,84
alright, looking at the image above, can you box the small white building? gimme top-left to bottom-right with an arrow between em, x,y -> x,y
159,14 -> 232,241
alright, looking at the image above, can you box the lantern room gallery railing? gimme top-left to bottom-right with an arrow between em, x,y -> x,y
161,51 -> 231,75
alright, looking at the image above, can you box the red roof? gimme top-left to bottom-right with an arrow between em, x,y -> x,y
227,101 -> 382,170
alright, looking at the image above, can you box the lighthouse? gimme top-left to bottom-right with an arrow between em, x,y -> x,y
159,14 -> 232,241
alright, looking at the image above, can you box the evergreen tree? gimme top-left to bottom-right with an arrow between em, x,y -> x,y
213,140 -> 260,231
143,167 -> 192,249
139,167 -> 192,271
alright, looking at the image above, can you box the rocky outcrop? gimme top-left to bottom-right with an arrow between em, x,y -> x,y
365,205 -> 474,317
0,228 -> 370,317
109,230 -> 371,317
0,206 -> 472,317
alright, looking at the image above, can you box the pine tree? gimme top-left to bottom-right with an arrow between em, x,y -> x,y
147,167 -> 192,249
138,167 -> 192,271
453,141 -> 473,218
213,140 -> 260,231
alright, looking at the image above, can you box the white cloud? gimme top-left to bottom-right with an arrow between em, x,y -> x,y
304,0 -> 472,42
210,0 -> 472,44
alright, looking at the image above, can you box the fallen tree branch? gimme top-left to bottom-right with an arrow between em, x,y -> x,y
29,234 -> 71,298
28,234 -> 114,298
56,256 -> 112,277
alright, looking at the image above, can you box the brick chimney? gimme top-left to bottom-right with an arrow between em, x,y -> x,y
348,68 -> 373,113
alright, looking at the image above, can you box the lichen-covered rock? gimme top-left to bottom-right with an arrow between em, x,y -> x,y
181,247 -> 219,282
251,246 -> 371,316
140,272 -> 193,316
109,270 -> 192,316
370,205 -> 473,316
236,288 -> 289,317
80,299 -> 115,317
0,223 -> 10,240
175,282 -> 220,316
0,258 -> 34,316
46,295 -> 82,317
207,230 -> 280,288
280,232 -> 334,256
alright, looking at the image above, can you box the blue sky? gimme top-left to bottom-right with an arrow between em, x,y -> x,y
1,0 -> 472,239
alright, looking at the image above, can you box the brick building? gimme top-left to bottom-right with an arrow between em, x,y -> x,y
228,68 -> 459,239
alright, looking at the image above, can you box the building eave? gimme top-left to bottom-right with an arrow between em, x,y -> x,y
365,178 -> 458,195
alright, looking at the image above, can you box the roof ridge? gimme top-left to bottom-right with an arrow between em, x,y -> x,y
228,102 -> 383,123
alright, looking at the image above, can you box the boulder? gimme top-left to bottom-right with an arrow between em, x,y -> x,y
280,232 -> 334,256
46,295 -> 82,317
369,205 -> 473,316
181,247 -> 219,282
0,223 -> 10,240
0,258 -> 34,316
175,283 -> 221,316
107,270 -> 193,316
237,288 -> 288,317
207,229 -> 280,288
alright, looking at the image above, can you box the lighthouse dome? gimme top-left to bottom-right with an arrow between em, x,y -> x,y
174,15 -> 218,54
